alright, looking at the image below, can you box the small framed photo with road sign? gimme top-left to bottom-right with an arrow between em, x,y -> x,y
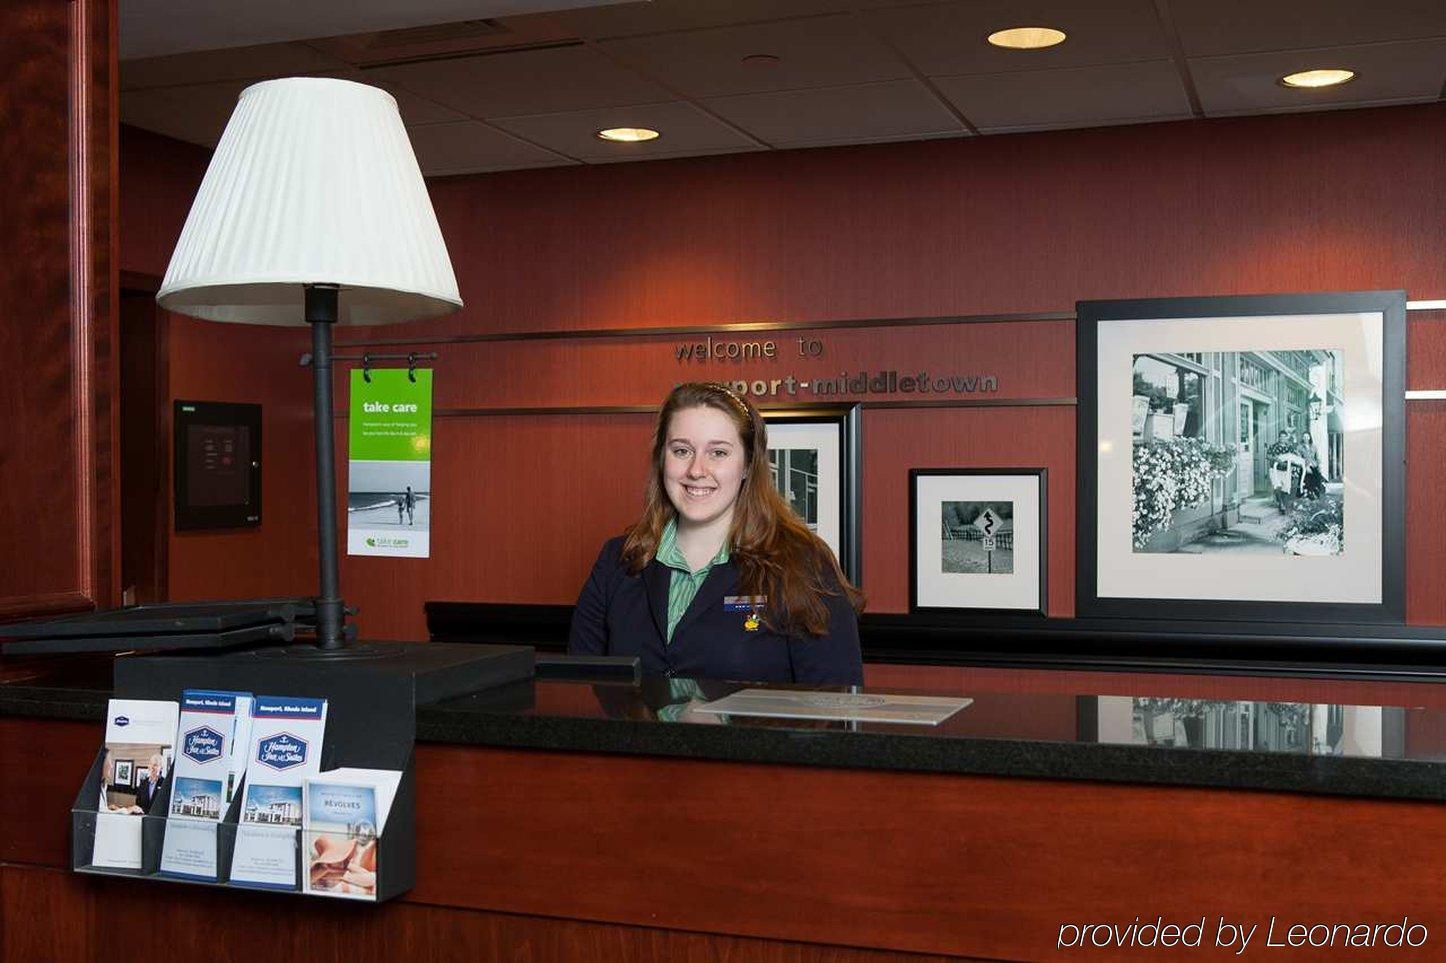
909,468 -> 1047,616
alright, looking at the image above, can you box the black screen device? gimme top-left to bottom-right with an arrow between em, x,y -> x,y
173,400 -> 262,530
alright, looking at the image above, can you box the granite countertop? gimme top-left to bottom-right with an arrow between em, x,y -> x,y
5,654 -> 1446,802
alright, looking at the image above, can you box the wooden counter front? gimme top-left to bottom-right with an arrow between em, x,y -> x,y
3,713 -> 1444,962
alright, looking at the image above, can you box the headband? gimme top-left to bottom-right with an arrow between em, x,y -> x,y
703,382 -> 753,420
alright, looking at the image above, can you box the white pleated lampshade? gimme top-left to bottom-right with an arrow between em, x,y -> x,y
158,77 -> 461,325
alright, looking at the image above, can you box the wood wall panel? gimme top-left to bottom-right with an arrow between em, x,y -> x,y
335,404 -> 1076,639
340,414 -> 654,640
165,316 -> 316,603
339,318 -> 1074,410
1404,312 -> 1446,625
122,105 -> 1446,635
863,406 -> 1075,615
0,0 -> 115,618
117,125 -> 210,278
349,104 -> 1446,344
1404,403 -> 1446,626
116,128 -> 316,605
0,865 -> 974,963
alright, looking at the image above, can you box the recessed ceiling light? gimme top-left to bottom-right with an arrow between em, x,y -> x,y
1280,68 -> 1356,89
596,127 -> 660,143
987,26 -> 1067,50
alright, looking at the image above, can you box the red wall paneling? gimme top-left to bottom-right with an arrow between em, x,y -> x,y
117,126 -> 211,279
344,104 -> 1446,345
165,316 -> 316,603
123,106 -> 1446,639
336,315 -> 1076,410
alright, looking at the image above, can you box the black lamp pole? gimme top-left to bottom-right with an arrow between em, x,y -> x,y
306,283 -> 347,649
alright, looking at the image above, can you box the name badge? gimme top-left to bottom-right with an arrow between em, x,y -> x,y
723,595 -> 766,612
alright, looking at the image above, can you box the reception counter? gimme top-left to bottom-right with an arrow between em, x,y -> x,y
4,653 -> 1446,961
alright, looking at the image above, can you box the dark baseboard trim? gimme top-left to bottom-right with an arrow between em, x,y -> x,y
425,601 -> 1446,679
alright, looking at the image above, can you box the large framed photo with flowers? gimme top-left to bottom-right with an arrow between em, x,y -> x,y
1077,291 -> 1405,623
762,405 -> 862,585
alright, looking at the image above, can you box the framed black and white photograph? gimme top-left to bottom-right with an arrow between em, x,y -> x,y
113,759 -> 134,787
910,468 -> 1047,616
1077,291 -> 1406,623
763,405 -> 861,584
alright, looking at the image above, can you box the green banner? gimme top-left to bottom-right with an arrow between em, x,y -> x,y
347,368 -> 433,559
348,369 -> 433,461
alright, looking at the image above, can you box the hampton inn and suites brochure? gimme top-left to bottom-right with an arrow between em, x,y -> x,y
229,695 -> 328,889
158,689 -> 252,880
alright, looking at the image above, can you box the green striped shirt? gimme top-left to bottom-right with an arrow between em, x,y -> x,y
655,519 -> 730,645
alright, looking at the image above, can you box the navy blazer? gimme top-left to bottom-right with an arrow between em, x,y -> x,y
568,536 -> 863,686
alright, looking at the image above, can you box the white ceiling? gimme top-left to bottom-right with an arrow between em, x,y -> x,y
119,0 -> 631,59
119,0 -> 1446,177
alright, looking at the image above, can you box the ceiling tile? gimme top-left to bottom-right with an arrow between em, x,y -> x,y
583,145 -> 769,165
323,72 -> 470,125
489,101 -> 760,161
407,121 -> 577,176
119,0 -> 635,59
865,0 -> 1171,77
766,129 -> 973,151
121,43 -> 352,91
366,45 -> 671,118
934,60 -> 1192,132
555,0 -> 861,40
120,73 -> 467,147
601,15 -> 912,98
120,80 -> 253,147
1169,0 -> 1446,58
1191,39 -> 1446,115
702,79 -> 966,146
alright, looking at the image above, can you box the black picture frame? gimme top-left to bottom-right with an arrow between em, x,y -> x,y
761,404 -> 862,586
173,400 -> 262,531
909,467 -> 1048,618
1076,290 -> 1406,624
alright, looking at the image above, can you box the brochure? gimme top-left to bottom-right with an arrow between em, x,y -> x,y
92,698 -> 179,869
229,695 -> 328,889
168,690 -> 251,820
302,769 -> 402,901
158,689 -> 252,880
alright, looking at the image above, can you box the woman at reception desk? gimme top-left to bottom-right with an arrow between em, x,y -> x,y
568,382 -> 863,685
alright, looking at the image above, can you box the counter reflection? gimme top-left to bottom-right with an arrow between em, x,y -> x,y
1094,697 -> 1398,757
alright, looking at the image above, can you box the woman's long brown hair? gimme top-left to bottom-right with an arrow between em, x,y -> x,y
619,383 -> 864,636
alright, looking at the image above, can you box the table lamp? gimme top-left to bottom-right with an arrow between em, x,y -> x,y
157,77 -> 461,650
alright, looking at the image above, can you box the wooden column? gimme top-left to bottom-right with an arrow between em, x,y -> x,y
0,0 -> 117,619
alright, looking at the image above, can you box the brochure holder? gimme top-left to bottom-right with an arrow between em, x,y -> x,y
73,749 -> 416,903
68,642 -> 520,902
